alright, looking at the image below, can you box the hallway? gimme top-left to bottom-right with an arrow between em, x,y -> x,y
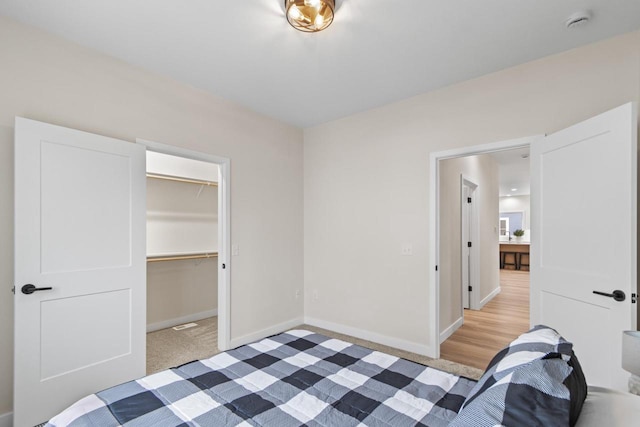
440,269 -> 530,370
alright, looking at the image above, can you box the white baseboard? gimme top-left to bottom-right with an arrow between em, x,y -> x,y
0,412 -> 12,427
439,316 -> 464,344
147,309 -> 218,333
479,286 -> 501,309
228,317 -> 304,349
303,316 -> 433,357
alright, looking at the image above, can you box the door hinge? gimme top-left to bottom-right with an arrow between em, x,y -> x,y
11,286 -> 15,294
632,293 -> 637,304
222,263 -> 226,269
468,286 -> 473,292
467,242 -> 472,248
435,265 -> 438,271
467,197 -> 472,203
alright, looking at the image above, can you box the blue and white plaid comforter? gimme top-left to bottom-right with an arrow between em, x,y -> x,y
47,330 -> 477,426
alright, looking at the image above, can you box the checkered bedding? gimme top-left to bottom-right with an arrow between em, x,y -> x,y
46,329 -> 477,426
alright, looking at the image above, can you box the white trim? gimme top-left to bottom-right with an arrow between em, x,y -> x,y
429,152 -> 441,359
429,135 -> 543,360
146,309 -> 218,333
430,136 -> 542,161
216,159 -> 231,351
0,412 -> 12,427
305,317 -> 432,356
439,317 -> 464,344
136,138 -> 232,351
478,286 -> 501,310
229,317 -> 304,349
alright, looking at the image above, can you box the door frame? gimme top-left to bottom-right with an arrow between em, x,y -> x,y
136,139 -> 232,351
428,135 -> 542,358
460,175 -> 479,310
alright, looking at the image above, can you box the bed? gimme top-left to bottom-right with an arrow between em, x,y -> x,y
46,326 -> 639,426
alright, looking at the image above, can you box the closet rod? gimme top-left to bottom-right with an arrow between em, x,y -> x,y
147,252 -> 219,263
146,173 -> 218,187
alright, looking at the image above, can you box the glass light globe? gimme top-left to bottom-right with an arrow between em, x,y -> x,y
285,0 -> 335,32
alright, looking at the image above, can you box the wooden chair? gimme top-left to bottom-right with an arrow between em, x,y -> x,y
501,252 -> 517,270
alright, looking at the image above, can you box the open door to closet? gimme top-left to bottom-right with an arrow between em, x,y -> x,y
145,151 -> 220,373
14,118 -> 147,427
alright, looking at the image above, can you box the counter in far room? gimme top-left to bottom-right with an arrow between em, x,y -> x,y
499,241 -> 530,249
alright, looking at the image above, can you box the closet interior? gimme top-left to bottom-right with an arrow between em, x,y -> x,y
145,151 -> 219,373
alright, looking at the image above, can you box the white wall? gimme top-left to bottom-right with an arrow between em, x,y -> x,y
439,155 -> 499,335
147,258 -> 218,331
0,16 -> 303,416
304,30 -> 640,354
146,176 -> 218,331
147,178 -> 218,256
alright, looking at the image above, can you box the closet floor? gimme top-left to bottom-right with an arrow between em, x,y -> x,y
146,316 -> 219,375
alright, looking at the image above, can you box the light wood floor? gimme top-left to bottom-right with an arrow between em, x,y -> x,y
440,269 -> 530,370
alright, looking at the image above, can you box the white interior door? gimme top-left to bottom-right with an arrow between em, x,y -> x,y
14,118 -> 146,426
530,103 -> 637,391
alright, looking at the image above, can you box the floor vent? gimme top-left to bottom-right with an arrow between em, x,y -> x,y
173,322 -> 198,331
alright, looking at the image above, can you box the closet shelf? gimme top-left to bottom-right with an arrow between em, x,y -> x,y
147,173 -> 218,187
147,252 -> 218,262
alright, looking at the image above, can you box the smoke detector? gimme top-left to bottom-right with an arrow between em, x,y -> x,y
566,11 -> 591,29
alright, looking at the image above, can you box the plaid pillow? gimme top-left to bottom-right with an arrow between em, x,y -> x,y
449,356 -> 573,427
450,325 -> 586,427
487,325 -> 573,372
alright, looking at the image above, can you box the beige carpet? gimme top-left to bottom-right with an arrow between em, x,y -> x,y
146,317 -> 483,380
147,316 -> 219,374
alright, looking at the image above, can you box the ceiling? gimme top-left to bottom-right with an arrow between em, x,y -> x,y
489,147 -> 530,197
1,1 -> 640,128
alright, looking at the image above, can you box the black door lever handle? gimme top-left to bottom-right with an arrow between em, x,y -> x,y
593,290 -> 626,302
21,284 -> 53,295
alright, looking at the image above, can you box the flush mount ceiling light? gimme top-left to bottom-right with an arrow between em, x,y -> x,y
284,0 -> 338,32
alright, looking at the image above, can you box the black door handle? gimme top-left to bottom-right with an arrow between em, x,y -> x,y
21,284 -> 53,295
593,290 -> 626,302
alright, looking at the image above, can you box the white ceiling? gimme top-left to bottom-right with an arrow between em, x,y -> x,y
489,147 -> 530,197
1,1 -> 640,128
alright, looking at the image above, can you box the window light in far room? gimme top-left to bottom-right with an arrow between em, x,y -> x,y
285,0 -> 336,32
